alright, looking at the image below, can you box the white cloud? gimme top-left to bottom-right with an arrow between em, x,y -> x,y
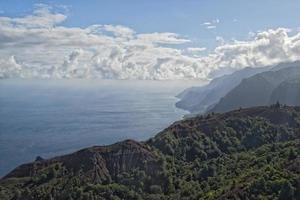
136,32 -> 190,45
0,5 -> 202,80
1,6 -> 300,80
0,56 -> 22,78
202,22 -> 211,26
0,4 -> 66,28
216,36 -> 225,45
202,19 -> 220,30
212,19 -> 220,24
187,47 -> 206,54
89,24 -> 135,39
212,28 -> 300,69
206,26 -> 216,29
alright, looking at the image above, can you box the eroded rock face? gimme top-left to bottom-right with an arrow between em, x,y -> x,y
99,140 -> 159,179
3,140 -> 160,183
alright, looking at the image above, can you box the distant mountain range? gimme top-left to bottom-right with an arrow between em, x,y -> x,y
210,66 -> 300,113
176,61 -> 300,114
270,79 -> 300,105
1,106 -> 300,199
176,67 -> 268,113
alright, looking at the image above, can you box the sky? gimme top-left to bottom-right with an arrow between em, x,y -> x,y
1,0 -> 300,80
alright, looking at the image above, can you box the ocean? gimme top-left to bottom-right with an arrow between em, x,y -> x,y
0,79 -> 203,176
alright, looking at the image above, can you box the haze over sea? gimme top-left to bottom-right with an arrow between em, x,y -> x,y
0,79 -> 203,176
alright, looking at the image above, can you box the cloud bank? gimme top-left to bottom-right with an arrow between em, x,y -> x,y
1,5 -> 300,80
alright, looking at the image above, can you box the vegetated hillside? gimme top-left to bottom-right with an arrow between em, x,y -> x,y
1,105 -> 300,200
269,79 -> 300,106
210,66 -> 300,113
175,67 -> 267,113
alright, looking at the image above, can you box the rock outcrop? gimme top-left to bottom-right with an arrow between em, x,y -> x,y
3,140 -> 160,184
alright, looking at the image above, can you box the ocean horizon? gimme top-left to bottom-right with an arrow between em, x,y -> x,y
0,79 -> 203,176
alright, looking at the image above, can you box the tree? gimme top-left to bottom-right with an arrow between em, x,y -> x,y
13,189 -> 21,199
295,181 -> 300,200
48,166 -> 58,179
288,148 -> 297,160
46,193 -> 54,200
149,185 -> 162,194
279,181 -> 294,200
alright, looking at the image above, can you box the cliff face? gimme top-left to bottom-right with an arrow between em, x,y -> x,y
3,140 -> 160,184
1,106 -> 300,200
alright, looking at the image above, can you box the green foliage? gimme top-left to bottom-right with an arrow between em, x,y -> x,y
279,181 -> 295,200
1,106 -> 300,200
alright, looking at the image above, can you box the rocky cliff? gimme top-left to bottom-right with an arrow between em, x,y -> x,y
3,139 -> 161,184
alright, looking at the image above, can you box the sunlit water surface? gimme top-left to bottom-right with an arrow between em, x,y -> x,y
0,79 -> 204,176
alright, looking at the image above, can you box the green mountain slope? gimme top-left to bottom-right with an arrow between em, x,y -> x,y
1,105 -> 300,200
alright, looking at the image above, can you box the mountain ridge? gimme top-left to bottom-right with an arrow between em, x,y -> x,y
210,66 -> 300,113
176,60 -> 300,114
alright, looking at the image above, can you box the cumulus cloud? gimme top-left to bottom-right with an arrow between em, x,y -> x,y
89,24 -> 135,39
186,48 -> 206,57
0,4 -> 66,28
213,28 -> 298,69
136,32 -> 190,45
0,56 -> 22,78
1,6 -> 300,80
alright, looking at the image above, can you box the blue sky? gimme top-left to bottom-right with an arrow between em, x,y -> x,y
1,0 -> 299,49
1,1 -> 300,80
